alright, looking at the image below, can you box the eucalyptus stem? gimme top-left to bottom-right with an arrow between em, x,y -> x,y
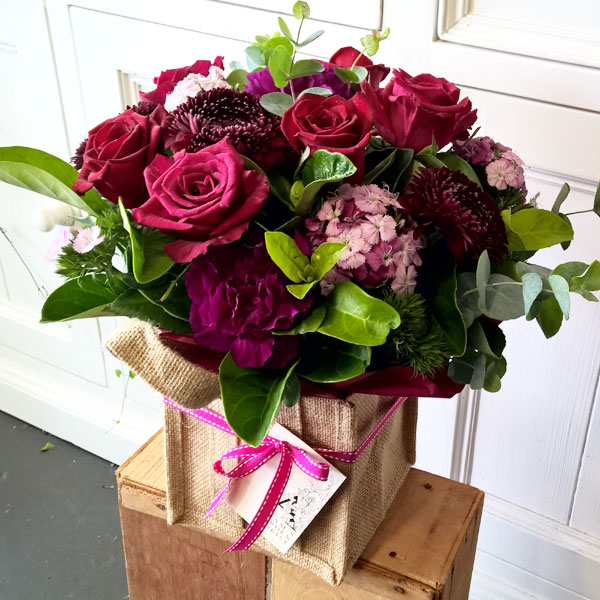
564,209 -> 594,216
288,17 -> 305,101
350,49 -> 366,69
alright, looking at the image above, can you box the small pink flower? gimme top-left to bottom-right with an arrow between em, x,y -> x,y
73,226 -> 105,254
391,264 -> 417,295
320,269 -> 349,295
361,214 -> 397,244
331,227 -> 370,269
366,239 -> 401,279
486,158 -> 515,191
502,150 -> 524,167
353,184 -> 389,214
44,229 -> 71,262
394,233 -> 423,268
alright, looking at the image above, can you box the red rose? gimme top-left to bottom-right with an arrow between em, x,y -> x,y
140,57 -> 224,104
328,47 -> 390,89
72,106 -> 164,208
281,93 -> 372,180
361,69 -> 477,153
132,139 -> 268,263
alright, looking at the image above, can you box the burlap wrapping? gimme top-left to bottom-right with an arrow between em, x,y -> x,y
107,319 -> 418,586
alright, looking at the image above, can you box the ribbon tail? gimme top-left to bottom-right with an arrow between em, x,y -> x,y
204,481 -> 231,520
225,449 -> 293,553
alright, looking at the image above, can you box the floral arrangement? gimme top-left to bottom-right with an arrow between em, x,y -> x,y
1,2 -> 599,447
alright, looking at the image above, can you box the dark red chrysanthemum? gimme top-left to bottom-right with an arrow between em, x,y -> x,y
164,88 -> 289,170
401,167 -> 507,262
71,138 -> 87,170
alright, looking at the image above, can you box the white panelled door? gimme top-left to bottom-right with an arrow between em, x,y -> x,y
1,0 -> 599,597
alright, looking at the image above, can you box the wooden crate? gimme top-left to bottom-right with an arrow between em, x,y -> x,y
117,430 -> 484,600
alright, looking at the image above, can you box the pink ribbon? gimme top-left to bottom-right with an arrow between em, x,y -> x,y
163,395 -> 407,552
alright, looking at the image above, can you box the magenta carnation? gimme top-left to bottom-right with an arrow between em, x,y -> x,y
402,167 -> 507,262
185,244 -> 312,368
245,66 -> 353,99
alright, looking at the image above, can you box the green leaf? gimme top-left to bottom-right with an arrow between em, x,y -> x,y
505,208 -> 574,251
572,260 -> 600,291
268,45 -> 293,88
361,33 -> 379,56
286,281 -> 316,299
282,373 -> 301,408
299,339 -> 371,383
432,263 -> 467,356
293,1 -> 310,19
0,146 -> 106,216
551,183 -> 570,214
469,319 -> 506,359
137,280 -> 191,322
229,60 -> 245,71
537,296 -> 563,338
476,251 -> 491,313
115,369 -> 122,378
438,152 -> 482,187
40,276 -> 116,323
415,154 -> 445,168
278,17 -> 294,41
110,289 -> 192,334
265,231 -> 310,283
245,45 -> 266,70
274,305 -> 326,335
311,242 -> 345,279
259,92 -> 294,117
521,272 -> 544,318
40,442 -> 55,452
317,281 -> 400,346
297,87 -> 332,98
268,170 -> 292,206
548,274 -> 570,319
334,66 -> 368,83
295,150 -> 356,216
264,35 -> 294,55
594,180 -> 600,218
290,59 -> 324,79
119,199 -> 173,284
226,69 -> 249,90
219,353 -> 297,446
297,30 -> 325,47
456,272 -> 480,328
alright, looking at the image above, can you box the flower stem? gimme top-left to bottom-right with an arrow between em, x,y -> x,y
350,49 -> 366,70
564,209 -> 594,216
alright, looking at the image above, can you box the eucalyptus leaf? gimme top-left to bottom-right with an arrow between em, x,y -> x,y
548,274 -> 570,319
456,272 -> 481,328
572,260 -> 600,291
297,30 -> 325,47
559,213 -> 573,250
318,281 -> 400,346
551,183 -> 570,214
219,353 -> 298,446
226,69 -> 249,90
476,251 -> 491,314
229,60 -> 245,71
260,92 -> 294,117
268,45 -> 293,88
245,45 -> 266,70
265,231 -> 309,283
295,150 -> 356,216
119,199 -> 173,284
521,272 -> 543,318
278,17 -> 294,41
536,296 -> 563,338
290,59 -> 324,79
40,276 -> 116,323
334,66 -> 368,83
297,87 -> 332,98
299,339 -> 371,383
594,180 -> 600,218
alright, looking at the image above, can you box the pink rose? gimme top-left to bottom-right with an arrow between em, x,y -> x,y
140,57 -> 224,104
361,69 -> 477,152
72,105 -> 164,208
132,139 -> 268,263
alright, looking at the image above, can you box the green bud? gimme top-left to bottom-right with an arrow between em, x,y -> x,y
293,1 -> 310,19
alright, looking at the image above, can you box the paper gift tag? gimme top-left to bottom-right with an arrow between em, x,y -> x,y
225,423 -> 346,554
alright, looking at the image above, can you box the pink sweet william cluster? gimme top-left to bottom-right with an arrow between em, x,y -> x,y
305,184 -> 423,295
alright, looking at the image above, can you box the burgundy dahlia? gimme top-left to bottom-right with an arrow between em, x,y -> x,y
71,138 -> 87,170
185,243 -> 312,369
402,167 -> 507,262
164,88 -> 289,169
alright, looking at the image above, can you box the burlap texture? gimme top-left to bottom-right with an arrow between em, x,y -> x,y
106,319 -> 418,586
105,319 -> 220,409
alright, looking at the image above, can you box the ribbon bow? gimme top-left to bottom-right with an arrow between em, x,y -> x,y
163,396 -> 407,552
205,435 -> 330,552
